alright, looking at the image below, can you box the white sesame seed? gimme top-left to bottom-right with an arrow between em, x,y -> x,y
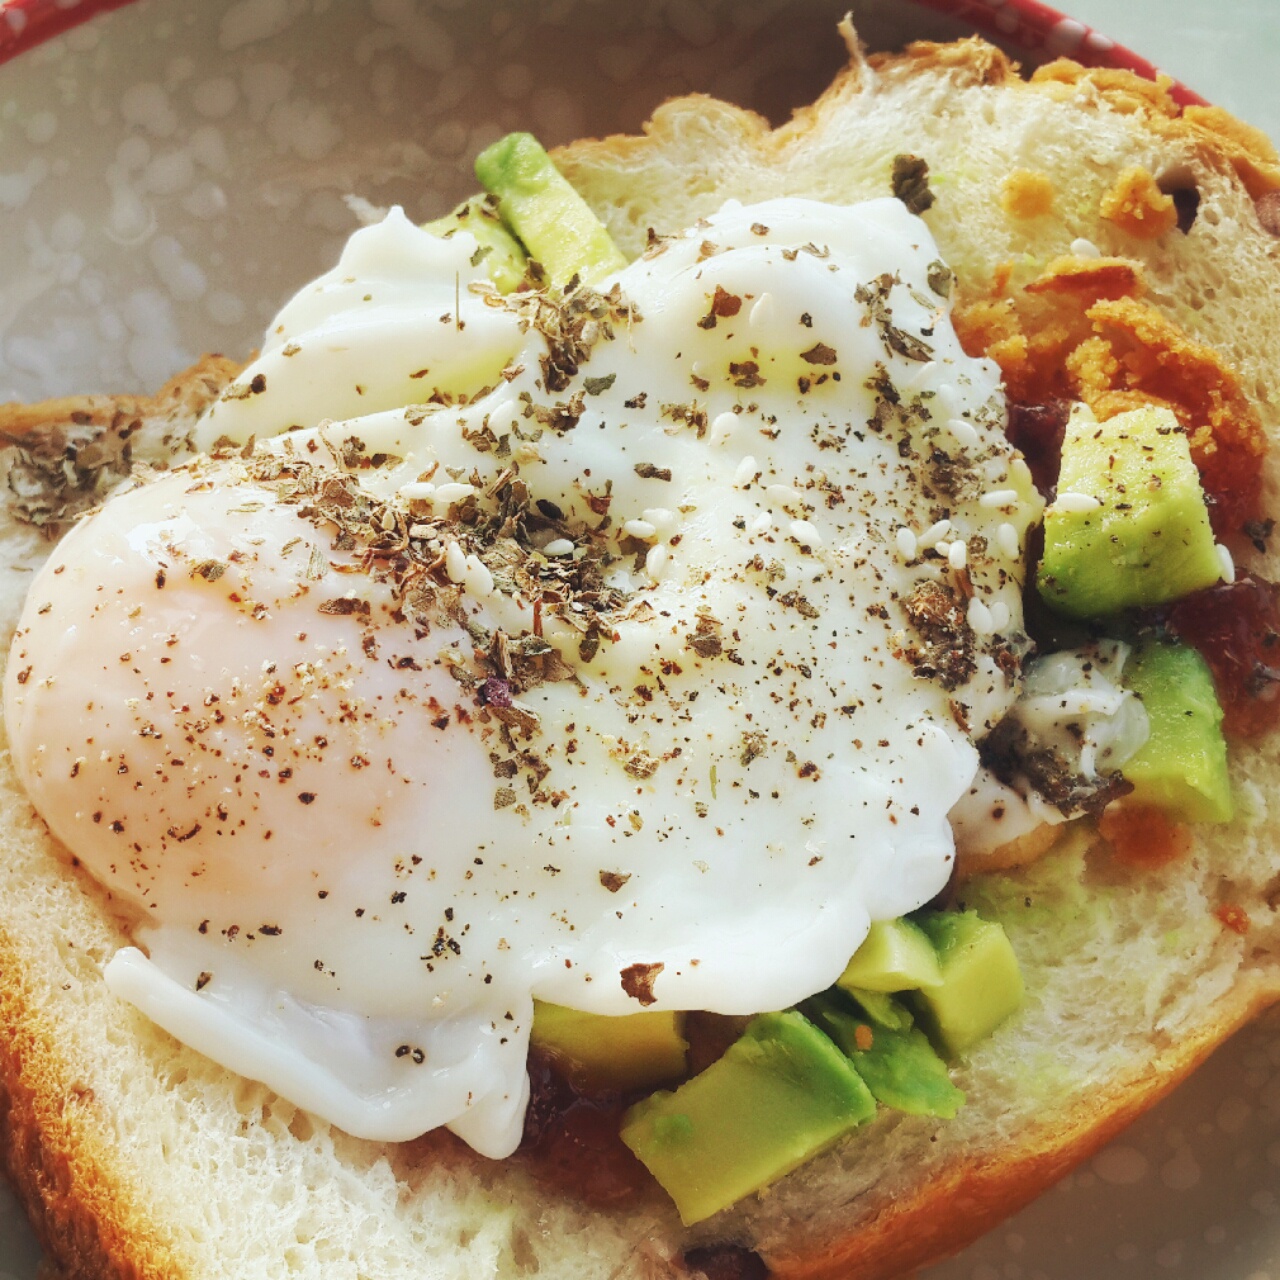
433,482 -> 475,505
979,488 -> 1020,509
1010,458 -> 1034,488
463,554 -> 494,599
997,522 -> 1020,559
710,412 -> 739,446
934,384 -> 959,419
902,360 -> 938,391
1054,491 -> 1101,514
642,507 -> 676,532
751,511 -> 774,535
1216,542 -> 1236,584
765,483 -> 804,511
967,597 -> 994,635
896,527 -> 918,560
748,292 -> 774,328
790,519 -> 823,547
947,417 -> 980,449
622,519 -> 658,541
1070,237 -> 1102,259
398,481 -> 436,501
733,455 -> 757,487
543,538 -> 575,557
444,541 -> 467,583
918,519 -> 952,549
990,600 -> 1011,632
645,543 -> 670,582
948,539 -> 968,570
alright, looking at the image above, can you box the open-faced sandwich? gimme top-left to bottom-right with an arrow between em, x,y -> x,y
1,20 -> 1279,1280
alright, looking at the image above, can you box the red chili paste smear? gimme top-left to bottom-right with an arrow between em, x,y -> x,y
1170,574 -> 1280,739
1098,805 -> 1193,868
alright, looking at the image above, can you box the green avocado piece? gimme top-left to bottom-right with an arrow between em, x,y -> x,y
475,132 -> 627,288
1037,403 -> 1223,619
529,1000 -> 688,1092
908,911 -> 1024,1059
807,994 -> 965,1120
1120,640 -> 1232,823
620,1011 -> 875,1225
422,196 -> 528,293
837,918 -> 944,993
839,986 -> 914,1031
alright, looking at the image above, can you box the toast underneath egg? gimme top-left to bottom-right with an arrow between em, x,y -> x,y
1,25 -> 1279,1280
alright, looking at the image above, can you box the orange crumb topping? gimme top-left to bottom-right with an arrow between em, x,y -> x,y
1001,170 -> 1056,220
1099,167 -> 1178,240
953,258 -> 1266,537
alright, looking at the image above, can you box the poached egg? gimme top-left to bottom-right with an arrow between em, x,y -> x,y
4,197 -> 1042,1155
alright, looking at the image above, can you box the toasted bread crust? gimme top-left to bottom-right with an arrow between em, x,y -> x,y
0,929 -> 187,1280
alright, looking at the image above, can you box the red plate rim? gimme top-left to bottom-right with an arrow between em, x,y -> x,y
0,0 -> 1207,106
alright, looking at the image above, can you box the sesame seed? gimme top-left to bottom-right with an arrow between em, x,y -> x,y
918,519 -> 951,549
399,481 -> 436,501
433,482 -> 475,505
947,417 -> 980,449
765,483 -> 804,511
645,543 -> 670,583
790,519 -> 822,547
990,600 -> 1011,632
1216,542 -> 1236,584
709,412 -> 739,446
641,507 -> 676,532
948,539 -> 968,571
979,489 -> 1020,509
997,523 -> 1020,560
1070,237 -> 1102,259
543,538 -> 575,557
462,555 -> 494,599
444,541 -> 467,583
751,511 -> 773,535
623,519 -> 658,541
895,527 -> 918,560
967,597 -> 994,635
733,455 -> 757,487
1054,491 -> 1101,514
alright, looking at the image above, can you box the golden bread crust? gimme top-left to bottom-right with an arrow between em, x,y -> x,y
0,929 -> 188,1280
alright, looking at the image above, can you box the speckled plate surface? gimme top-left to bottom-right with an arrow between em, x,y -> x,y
0,2 -> 1278,1278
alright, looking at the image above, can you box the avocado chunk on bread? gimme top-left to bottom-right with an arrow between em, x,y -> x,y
0,22 -> 1279,1280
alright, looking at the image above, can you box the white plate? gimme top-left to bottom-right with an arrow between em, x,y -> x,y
0,2 -> 1277,1277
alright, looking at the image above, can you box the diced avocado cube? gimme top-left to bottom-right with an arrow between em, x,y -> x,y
839,986 -> 913,1031
1120,640 -> 1232,823
807,994 -> 965,1120
1037,403 -> 1223,619
620,1011 -> 875,1225
837,918 -> 943,993
475,132 -> 627,288
422,196 -> 528,293
908,911 -> 1024,1058
529,1001 -> 688,1092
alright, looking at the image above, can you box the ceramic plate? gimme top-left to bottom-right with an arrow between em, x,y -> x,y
0,3 -> 1277,1278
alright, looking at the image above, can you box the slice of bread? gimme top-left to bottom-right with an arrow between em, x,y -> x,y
2,27 -> 1279,1280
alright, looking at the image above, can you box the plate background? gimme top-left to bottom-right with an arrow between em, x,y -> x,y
0,1 -> 1278,1277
